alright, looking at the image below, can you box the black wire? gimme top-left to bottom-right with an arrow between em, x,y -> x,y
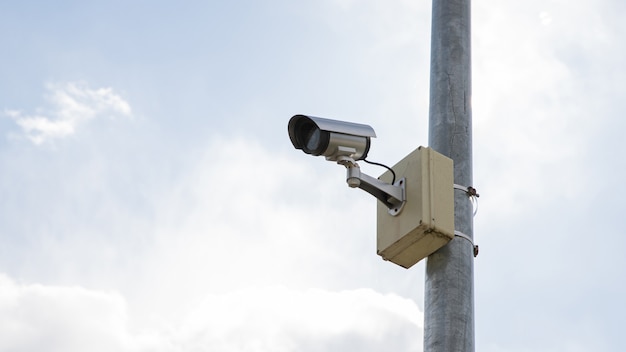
363,159 -> 396,184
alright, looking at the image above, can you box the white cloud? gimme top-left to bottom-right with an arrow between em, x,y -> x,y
539,11 -> 553,26
4,82 -> 132,145
0,274 -> 136,352
0,274 -> 422,352
0,134 -> 423,351
173,286 -> 423,352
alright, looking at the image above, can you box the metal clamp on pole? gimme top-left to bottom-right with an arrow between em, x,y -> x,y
454,231 -> 479,257
454,184 -> 480,256
454,184 -> 480,217
454,184 -> 479,197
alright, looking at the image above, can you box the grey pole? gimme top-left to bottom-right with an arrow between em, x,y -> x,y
424,0 -> 474,351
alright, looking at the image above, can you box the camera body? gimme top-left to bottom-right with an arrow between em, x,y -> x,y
288,115 -> 376,161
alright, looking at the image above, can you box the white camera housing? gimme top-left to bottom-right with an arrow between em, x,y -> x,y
288,115 -> 376,161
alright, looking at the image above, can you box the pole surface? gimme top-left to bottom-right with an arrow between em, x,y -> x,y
424,0 -> 474,351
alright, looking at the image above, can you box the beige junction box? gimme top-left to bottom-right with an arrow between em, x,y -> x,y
377,146 -> 454,269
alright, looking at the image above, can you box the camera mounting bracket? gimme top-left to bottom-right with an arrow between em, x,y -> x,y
337,156 -> 406,216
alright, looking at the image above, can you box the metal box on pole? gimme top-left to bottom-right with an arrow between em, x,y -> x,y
376,146 -> 454,269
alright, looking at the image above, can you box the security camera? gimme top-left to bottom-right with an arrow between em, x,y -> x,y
288,114 -> 376,161
288,114 -> 406,215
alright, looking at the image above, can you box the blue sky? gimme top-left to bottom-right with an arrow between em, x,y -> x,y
1,0 -> 626,351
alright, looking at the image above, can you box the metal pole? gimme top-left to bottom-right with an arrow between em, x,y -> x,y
424,0 -> 474,351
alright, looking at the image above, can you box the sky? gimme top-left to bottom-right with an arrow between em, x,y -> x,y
1,0 -> 625,351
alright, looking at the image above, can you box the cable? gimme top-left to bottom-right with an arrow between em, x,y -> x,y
363,159 -> 396,184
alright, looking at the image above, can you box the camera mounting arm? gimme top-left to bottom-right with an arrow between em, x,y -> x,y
337,156 -> 406,216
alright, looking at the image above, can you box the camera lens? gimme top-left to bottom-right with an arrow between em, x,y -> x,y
305,126 -> 321,151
